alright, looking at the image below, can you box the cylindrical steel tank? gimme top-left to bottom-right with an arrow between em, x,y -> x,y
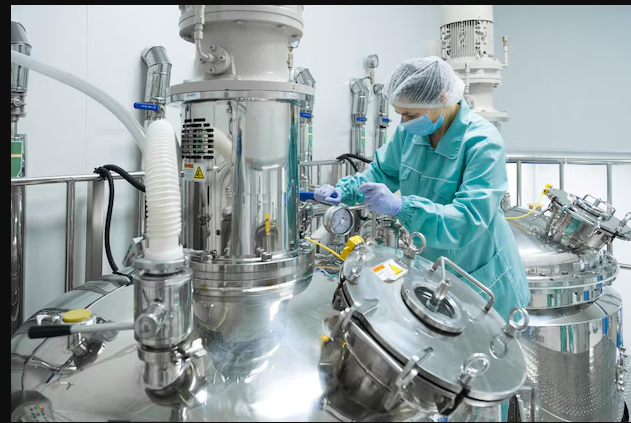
10,238 -> 530,422
169,5 -> 317,360
505,190 -> 629,422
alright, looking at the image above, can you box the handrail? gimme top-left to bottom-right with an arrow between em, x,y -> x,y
506,157 -> 631,165
10,171 -> 145,186
10,156 -> 631,297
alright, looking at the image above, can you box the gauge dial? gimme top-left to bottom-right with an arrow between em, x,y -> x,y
324,205 -> 354,236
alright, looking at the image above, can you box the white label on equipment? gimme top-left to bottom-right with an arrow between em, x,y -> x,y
183,161 -> 207,182
371,258 -> 408,282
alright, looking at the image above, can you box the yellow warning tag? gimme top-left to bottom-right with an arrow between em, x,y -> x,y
389,263 -> 404,275
194,166 -> 205,180
372,258 -> 408,282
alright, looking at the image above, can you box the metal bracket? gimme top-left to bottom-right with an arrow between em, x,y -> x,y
330,299 -> 379,340
383,347 -> 434,410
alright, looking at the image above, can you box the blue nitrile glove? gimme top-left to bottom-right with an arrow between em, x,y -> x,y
314,184 -> 341,205
358,182 -> 402,215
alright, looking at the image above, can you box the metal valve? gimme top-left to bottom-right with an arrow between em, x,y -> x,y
135,303 -> 167,340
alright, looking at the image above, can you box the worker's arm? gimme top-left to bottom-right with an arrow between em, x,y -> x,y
336,129 -> 403,206
397,139 -> 507,249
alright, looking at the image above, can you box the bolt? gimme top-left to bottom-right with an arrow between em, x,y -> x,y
209,68 -> 215,73
209,45 -> 216,51
219,55 -> 226,61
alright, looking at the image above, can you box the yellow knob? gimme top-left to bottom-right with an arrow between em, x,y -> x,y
62,309 -> 92,323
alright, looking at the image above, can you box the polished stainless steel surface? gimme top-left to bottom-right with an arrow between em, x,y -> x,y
506,207 -> 619,308
331,243 -> 528,416
141,46 -> 172,122
507,203 -> 627,421
85,180 -> 105,281
624,344 -> 630,414
541,188 -> 631,251
64,181 -> 76,292
12,267 -> 513,422
373,83 -> 390,150
11,21 -> 31,123
132,256 -> 197,393
11,21 -> 31,338
11,21 -> 31,92
295,67 -> 316,189
350,78 -> 369,158
505,157 -> 631,217
175,87 -> 317,367
360,216 -> 402,248
180,96 -> 302,259
133,260 -> 193,348
517,288 -> 625,422
299,117 -> 314,190
11,172 -> 26,337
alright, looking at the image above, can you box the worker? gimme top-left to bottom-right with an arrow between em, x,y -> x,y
315,57 -> 530,420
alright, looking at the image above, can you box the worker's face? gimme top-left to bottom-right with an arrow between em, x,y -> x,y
393,106 -> 442,123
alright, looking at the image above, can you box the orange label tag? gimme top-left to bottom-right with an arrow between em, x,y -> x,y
372,264 -> 385,272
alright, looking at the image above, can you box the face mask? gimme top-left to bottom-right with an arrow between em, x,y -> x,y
400,110 -> 444,136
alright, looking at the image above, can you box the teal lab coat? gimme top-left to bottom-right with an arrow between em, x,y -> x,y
336,100 -> 531,321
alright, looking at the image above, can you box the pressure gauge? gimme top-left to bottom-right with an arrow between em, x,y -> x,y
323,205 -> 355,236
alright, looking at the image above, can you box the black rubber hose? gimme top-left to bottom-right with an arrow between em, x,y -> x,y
102,164 -> 145,192
94,167 -> 117,273
337,153 -> 372,163
93,167 -> 133,284
337,156 -> 359,173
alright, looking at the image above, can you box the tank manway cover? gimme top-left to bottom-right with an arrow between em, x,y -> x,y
342,244 -> 528,403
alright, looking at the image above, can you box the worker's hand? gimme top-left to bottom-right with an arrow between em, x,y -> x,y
358,182 -> 402,215
314,184 -> 342,205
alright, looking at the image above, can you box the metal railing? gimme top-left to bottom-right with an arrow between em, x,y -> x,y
10,172 -> 145,292
507,156 -> 631,268
9,156 -> 631,295
508,156 -> 631,208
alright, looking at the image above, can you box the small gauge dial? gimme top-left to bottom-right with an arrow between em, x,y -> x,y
324,205 -> 354,236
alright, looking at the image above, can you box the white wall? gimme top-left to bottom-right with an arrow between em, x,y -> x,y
494,5 -> 631,264
11,5 -> 630,331
493,5 -> 631,156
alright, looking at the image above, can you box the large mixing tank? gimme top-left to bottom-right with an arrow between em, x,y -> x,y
169,5 -> 316,353
10,239 -> 530,422
505,187 -> 630,422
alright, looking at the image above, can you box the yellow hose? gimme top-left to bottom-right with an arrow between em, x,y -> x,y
507,221 -> 533,235
305,237 -> 344,261
505,184 -> 551,220
316,266 -> 340,271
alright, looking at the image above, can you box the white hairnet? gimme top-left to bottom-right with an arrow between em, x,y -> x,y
384,56 -> 465,109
